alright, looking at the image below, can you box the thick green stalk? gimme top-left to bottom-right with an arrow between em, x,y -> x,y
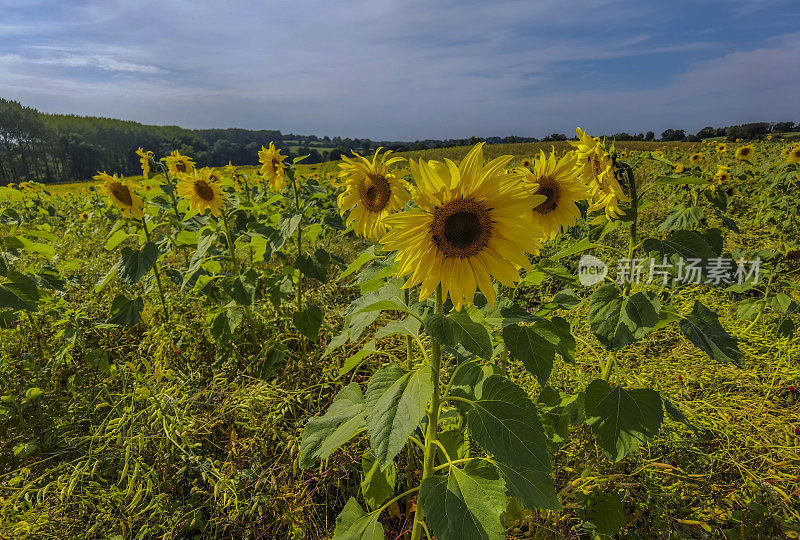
141,218 -> 170,323
291,174 -> 303,313
405,288 -> 414,370
221,210 -> 240,274
411,286 -> 443,540
601,350 -> 616,382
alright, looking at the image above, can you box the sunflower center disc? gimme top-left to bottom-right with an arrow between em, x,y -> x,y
534,176 -> 561,214
176,162 -> 187,173
431,198 -> 492,258
360,175 -> 391,212
111,183 -> 133,205
195,180 -> 215,201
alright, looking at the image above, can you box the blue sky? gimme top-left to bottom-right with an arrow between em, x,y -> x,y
1,0 -> 798,140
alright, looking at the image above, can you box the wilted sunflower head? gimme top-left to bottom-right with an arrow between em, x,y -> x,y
94,171 -> 144,220
690,153 -> 703,163
570,127 -> 629,220
735,145 -> 754,161
136,147 -> 153,179
380,143 -> 545,309
258,142 -> 287,191
336,148 -> 409,240
177,168 -> 226,217
164,150 -> 195,176
521,149 -> 587,240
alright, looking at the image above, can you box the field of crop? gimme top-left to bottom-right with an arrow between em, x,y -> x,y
1,136 -> 799,539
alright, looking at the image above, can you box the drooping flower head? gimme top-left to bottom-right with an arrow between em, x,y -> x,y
258,142 -> 287,191
380,143 -> 546,309
520,149 -> 587,240
136,147 -> 153,179
571,128 -> 629,220
336,148 -> 410,240
177,167 -> 226,217
164,151 -> 195,176
94,171 -> 144,220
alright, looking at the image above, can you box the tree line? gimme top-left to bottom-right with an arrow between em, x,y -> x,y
1,98 -> 797,185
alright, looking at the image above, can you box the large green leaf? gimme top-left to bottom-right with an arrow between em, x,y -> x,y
119,242 -> 158,285
293,305 -> 323,342
300,383 -> 366,468
365,364 -> 433,470
0,272 -> 39,311
503,319 -> 571,385
583,379 -> 663,461
419,461 -> 507,540
361,449 -> 395,510
463,375 -> 550,472
106,295 -> 144,326
227,268 -> 259,307
642,229 -> 719,259
332,497 -> 384,540
679,301 -> 742,365
658,205 -> 704,231
588,285 -> 661,350
295,248 -> 330,283
495,462 -> 560,511
425,311 -> 492,360
208,306 -> 243,342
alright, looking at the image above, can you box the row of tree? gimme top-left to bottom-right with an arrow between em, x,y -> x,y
1,98 -> 797,185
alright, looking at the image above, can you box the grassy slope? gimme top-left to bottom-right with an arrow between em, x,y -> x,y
1,140 -> 799,539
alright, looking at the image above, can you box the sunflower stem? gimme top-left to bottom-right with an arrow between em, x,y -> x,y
159,163 -> 190,268
601,350 -> 616,382
141,217 -> 170,323
290,169 -> 306,354
405,288 -> 414,370
621,162 -> 638,296
411,286 -> 443,540
221,210 -> 241,275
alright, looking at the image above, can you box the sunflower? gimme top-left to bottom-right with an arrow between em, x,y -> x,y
380,143 -> 545,309
711,166 -> 731,190
716,143 -> 727,153
570,127 -> 629,220
177,168 -> 226,216
734,145 -> 754,161
80,212 -> 90,221
94,172 -> 144,220
785,144 -> 800,164
336,148 -> 410,240
520,149 -> 587,239
258,142 -> 287,191
674,162 -> 685,173
690,153 -> 703,163
164,151 -> 195,176
136,147 -> 153,179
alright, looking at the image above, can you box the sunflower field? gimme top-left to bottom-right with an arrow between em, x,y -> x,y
1,132 -> 799,539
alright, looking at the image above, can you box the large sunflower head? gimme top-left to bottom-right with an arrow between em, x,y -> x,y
786,144 -> 800,164
520,149 -> 587,240
380,143 -> 546,309
94,171 -> 144,220
258,142 -> 287,191
164,150 -> 195,176
716,143 -> 727,154
336,148 -> 410,240
714,166 -> 732,183
690,152 -> 703,163
570,127 -> 629,220
735,145 -> 754,161
177,167 -> 226,217
136,147 -> 153,179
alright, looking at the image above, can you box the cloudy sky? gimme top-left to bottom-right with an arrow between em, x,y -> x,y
1,0 -> 799,140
